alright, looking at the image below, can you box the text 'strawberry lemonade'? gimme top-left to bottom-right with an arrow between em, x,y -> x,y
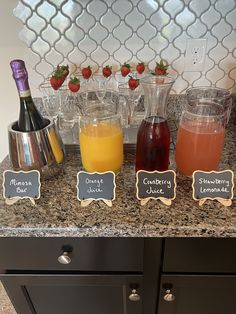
175,102 -> 227,177
79,103 -> 123,173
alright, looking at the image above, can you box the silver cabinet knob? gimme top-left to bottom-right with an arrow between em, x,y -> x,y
129,289 -> 141,302
163,289 -> 175,302
57,252 -> 71,264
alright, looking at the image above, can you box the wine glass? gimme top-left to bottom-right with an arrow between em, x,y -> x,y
39,82 -> 60,121
59,89 -> 80,143
114,71 -> 129,86
118,82 -> 142,126
92,73 -> 110,103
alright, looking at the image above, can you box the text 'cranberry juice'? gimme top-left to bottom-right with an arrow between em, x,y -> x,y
135,116 -> 170,172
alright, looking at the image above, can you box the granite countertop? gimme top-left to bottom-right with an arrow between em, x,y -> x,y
1,111 -> 236,237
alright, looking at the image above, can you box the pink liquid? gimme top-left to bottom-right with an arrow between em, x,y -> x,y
135,116 -> 170,172
175,120 -> 225,176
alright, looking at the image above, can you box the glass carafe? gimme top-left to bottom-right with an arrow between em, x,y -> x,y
135,76 -> 175,172
175,101 -> 227,177
79,102 -> 123,173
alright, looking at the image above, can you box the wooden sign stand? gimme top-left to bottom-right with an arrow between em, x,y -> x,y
140,197 -> 172,206
80,199 -> 112,207
3,170 -> 41,206
77,171 -> 116,207
192,170 -> 234,207
136,170 -> 176,206
5,197 -> 36,206
198,198 -> 232,207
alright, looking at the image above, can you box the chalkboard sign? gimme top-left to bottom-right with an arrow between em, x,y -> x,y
3,170 -> 41,203
77,171 -> 116,207
136,170 -> 176,206
192,170 -> 234,206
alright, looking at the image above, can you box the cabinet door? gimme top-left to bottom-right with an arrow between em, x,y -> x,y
2,274 -> 142,314
158,275 -> 236,314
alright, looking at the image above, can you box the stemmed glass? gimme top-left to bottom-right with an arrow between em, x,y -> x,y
92,73 -> 110,103
114,71 -> 129,86
118,82 -> 142,127
39,82 -> 60,122
59,88 -> 80,143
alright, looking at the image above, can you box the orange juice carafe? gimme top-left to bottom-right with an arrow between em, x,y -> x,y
79,103 -> 123,173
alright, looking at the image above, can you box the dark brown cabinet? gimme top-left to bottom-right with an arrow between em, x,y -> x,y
2,237 -> 236,314
157,238 -> 236,314
0,238 -> 162,314
158,275 -> 236,314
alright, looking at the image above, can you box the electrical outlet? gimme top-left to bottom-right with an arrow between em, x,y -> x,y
185,39 -> 207,72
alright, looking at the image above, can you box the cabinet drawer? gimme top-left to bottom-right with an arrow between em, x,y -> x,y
0,238 -> 144,271
163,238 -> 236,273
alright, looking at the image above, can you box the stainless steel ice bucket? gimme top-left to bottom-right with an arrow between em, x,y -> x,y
8,119 -> 65,179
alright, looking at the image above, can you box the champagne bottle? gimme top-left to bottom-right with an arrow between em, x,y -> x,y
10,59 -> 48,132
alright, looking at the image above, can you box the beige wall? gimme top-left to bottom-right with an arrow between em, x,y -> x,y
0,0 -> 28,162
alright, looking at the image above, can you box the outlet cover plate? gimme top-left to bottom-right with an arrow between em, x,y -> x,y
185,38 -> 207,72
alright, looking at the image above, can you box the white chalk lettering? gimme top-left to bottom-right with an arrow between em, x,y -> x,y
200,187 -> 229,193
16,187 -> 27,193
221,187 -> 229,193
146,186 -> 164,195
10,179 -> 32,186
198,178 -> 230,187
85,178 -> 103,188
143,178 -> 172,189
87,186 -> 103,193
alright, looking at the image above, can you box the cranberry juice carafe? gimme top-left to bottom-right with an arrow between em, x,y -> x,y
135,76 -> 175,172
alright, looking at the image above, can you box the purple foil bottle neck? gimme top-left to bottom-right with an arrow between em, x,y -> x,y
10,59 -> 30,93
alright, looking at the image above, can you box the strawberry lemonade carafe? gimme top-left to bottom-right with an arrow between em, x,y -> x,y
135,76 -> 175,172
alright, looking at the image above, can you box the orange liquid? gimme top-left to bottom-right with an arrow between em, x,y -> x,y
80,123 -> 123,173
175,121 -> 225,176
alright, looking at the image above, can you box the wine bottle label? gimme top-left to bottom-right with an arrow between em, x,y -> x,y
19,89 -> 31,97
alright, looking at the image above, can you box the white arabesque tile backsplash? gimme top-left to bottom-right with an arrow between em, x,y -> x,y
13,0 -> 236,94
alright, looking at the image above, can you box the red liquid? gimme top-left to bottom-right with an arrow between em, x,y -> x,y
135,116 -> 170,172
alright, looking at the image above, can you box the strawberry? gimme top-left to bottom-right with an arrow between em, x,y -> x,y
136,62 -> 145,74
102,65 -> 112,78
82,66 -> 92,79
68,76 -> 80,93
128,76 -> 139,90
50,76 -> 63,90
154,59 -> 169,75
50,65 -> 69,90
120,62 -> 131,77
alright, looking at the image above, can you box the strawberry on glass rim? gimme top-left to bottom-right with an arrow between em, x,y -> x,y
68,76 -> 80,93
50,64 -> 69,90
102,65 -> 112,78
82,66 -> 92,80
128,76 -> 139,90
154,59 -> 169,76
136,62 -> 145,75
120,62 -> 131,77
